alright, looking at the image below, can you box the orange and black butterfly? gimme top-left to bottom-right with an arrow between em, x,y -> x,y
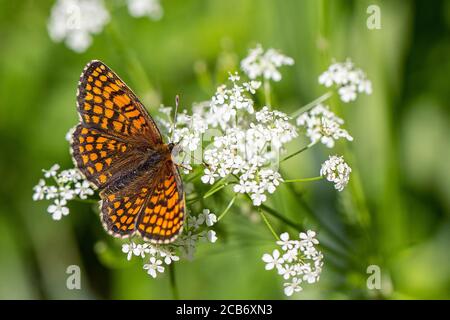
71,60 -> 185,243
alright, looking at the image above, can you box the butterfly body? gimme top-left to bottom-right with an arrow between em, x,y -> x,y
71,60 -> 185,243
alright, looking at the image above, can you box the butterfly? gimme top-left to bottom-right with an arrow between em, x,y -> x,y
71,60 -> 185,243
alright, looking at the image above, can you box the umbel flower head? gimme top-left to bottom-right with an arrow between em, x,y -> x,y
241,44 -> 294,81
32,164 -> 95,220
157,72 -> 297,206
319,59 -> 372,103
320,155 -> 352,191
262,230 -> 323,296
47,0 -> 110,53
126,0 -> 163,20
296,104 -> 353,148
121,208 -> 218,278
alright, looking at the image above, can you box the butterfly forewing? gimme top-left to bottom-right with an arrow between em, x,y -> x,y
71,60 -> 185,243
76,60 -> 163,145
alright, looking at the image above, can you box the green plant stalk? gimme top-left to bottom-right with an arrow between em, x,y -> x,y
284,176 -> 324,183
217,195 -> 237,221
169,263 -> 179,300
290,91 -> 333,118
259,209 -> 280,241
281,141 -> 317,163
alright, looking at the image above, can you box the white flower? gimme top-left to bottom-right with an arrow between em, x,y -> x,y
320,155 -> 352,191
47,0 -> 110,53
122,243 -> 136,261
284,277 -> 303,296
143,257 -> 165,278
127,0 -> 163,20
159,250 -> 180,265
47,199 -> 69,220
338,85 -> 357,102
250,190 -> 267,206
201,168 -> 216,185
45,186 -> 58,200
203,209 -> 217,227
262,249 -> 284,271
276,232 -> 293,251
318,59 -> 372,103
59,185 -> 74,200
43,164 -> 60,178
279,264 -> 297,280
241,44 -> 294,81
33,179 -> 47,201
299,230 -> 319,247
207,230 -> 217,243
296,104 -> 353,148
74,180 -> 94,199
282,249 -> 298,264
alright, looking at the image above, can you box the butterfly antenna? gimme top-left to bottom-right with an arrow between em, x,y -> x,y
170,95 -> 179,142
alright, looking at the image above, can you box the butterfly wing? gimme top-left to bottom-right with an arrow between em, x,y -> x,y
76,60 -> 163,146
137,161 -> 185,243
71,124 -> 144,188
72,60 -> 162,188
100,161 -> 185,242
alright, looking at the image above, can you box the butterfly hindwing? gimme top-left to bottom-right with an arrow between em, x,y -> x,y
100,187 -> 150,237
137,162 -> 185,243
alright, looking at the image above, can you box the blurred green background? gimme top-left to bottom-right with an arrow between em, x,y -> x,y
0,0 -> 449,299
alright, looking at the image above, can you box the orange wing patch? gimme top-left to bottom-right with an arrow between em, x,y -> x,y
137,165 -> 185,243
77,60 -> 162,145
100,189 -> 149,237
71,124 -> 133,188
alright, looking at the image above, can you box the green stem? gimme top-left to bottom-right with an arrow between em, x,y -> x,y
281,141 -> 317,163
258,202 -> 303,231
291,91 -> 333,118
203,178 -> 229,199
284,176 -> 324,183
169,263 -> 179,300
259,209 -> 280,241
217,195 -> 237,221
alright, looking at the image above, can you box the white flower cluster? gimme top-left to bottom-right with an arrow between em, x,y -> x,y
122,242 -> 179,278
127,0 -> 163,20
47,0 -> 110,53
201,77 -> 297,205
320,155 -> 352,192
32,164 -> 95,220
122,209 -> 218,278
296,104 -> 353,148
319,59 -> 372,103
262,230 -> 323,296
47,0 -> 164,52
158,107 -> 208,154
241,44 -> 294,81
157,70 -> 297,206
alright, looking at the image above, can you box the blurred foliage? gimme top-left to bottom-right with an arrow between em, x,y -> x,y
0,0 -> 449,299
